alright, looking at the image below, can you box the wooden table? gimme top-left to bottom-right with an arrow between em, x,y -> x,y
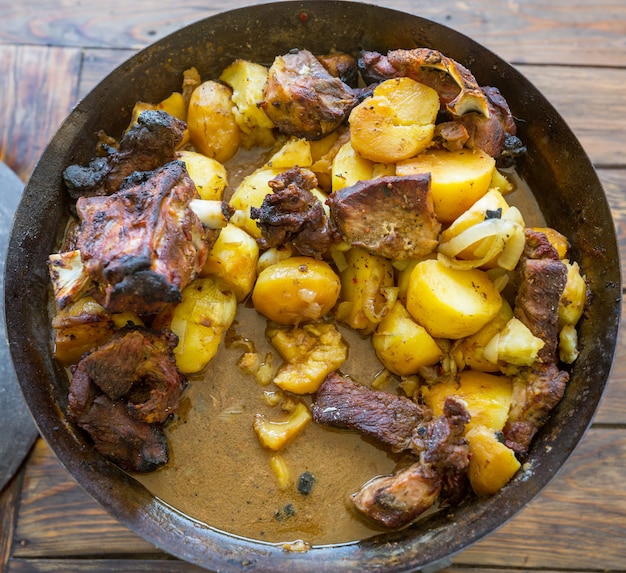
1,1 -> 625,571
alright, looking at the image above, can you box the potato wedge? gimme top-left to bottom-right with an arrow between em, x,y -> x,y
335,247 -> 397,333
372,300 -> 442,376
252,256 -> 341,325
187,80 -> 240,163
397,148 -> 495,223
420,370 -> 513,433
177,150 -> 228,200
406,258 -> 502,339
466,426 -> 521,496
265,136 -> 312,169
201,223 -> 259,301
169,276 -> 238,374
349,77 -> 439,163
219,59 -> 276,148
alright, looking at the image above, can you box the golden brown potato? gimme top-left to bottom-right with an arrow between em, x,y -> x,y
397,148 -> 496,224
372,300 -> 442,376
406,259 -> 502,339
334,247 -> 397,333
267,322 -> 348,394
177,150 -> 228,200
168,276 -> 238,374
252,256 -> 341,325
219,59 -> 276,149
420,370 -> 513,433
349,77 -> 439,163
201,223 -> 259,301
187,80 -> 241,163
253,401 -> 312,451
466,426 -> 521,496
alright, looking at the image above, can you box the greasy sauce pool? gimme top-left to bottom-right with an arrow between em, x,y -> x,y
134,161 -> 546,545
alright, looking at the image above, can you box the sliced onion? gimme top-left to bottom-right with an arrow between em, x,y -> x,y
497,224 -> 526,270
438,218 -> 510,258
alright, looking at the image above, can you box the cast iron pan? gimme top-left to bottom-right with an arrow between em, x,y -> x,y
4,2 -> 621,571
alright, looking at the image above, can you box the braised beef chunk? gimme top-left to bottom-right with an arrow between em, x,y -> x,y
76,160 -> 213,314
504,362 -> 569,456
73,328 -> 184,424
67,327 -> 185,472
63,110 -> 187,198
77,394 -> 169,473
261,49 -> 357,140
327,174 -> 440,260
346,394 -> 470,529
352,462 -> 441,529
503,236 -> 570,457
312,372 -> 430,453
250,167 -> 338,258
523,228 -> 561,261
514,257 -> 568,363
316,52 -> 359,87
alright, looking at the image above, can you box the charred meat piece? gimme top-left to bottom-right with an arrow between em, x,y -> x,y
504,362 -> 569,456
63,110 -> 187,198
523,227 -> 561,261
75,394 -> 170,473
348,395 -> 470,529
327,174 -> 440,260
316,52 -> 359,88
250,167 -> 338,258
312,372 -> 430,453
67,327 -> 185,473
76,160 -> 214,315
71,327 -> 185,424
358,49 -> 519,158
352,462 -> 441,529
261,49 -> 357,140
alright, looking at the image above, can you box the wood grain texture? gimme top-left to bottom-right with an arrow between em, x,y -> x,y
1,0 -> 625,67
455,428 -> 626,569
0,44 -> 81,181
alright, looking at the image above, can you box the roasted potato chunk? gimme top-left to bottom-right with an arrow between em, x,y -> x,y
349,77 -> 439,163
267,322 -> 348,394
187,80 -> 240,163
177,150 -> 227,200
252,256 -> 341,325
406,259 -> 502,339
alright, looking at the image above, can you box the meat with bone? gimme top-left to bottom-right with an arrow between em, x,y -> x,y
326,174 -> 441,260
314,374 -> 471,528
261,49 -> 357,140
67,327 -> 185,472
503,232 -> 570,456
76,160 -> 216,315
358,49 -> 519,158
63,110 -> 187,198
312,372 -> 431,453
250,167 -> 339,259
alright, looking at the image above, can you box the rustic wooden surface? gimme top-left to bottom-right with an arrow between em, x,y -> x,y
1,0 -> 625,572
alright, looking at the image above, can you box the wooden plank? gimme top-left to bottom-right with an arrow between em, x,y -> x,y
12,440 -> 158,558
7,558 -> 206,573
0,467 -> 26,571
0,45 -> 81,182
454,427 -> 626,570
1,0 -> 625,68
517,65 -> 626,167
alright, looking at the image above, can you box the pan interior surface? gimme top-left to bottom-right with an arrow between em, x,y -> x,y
4,2 -> 620,572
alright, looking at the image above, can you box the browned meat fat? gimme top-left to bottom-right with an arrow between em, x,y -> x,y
262,49 -> 357,140
76,160 -> 213,315
63,109 -> 187,198
352,462 -> 441,529
327,174 -> 440,260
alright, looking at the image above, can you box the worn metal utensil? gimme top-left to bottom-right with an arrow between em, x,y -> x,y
0,161 -> 38,493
